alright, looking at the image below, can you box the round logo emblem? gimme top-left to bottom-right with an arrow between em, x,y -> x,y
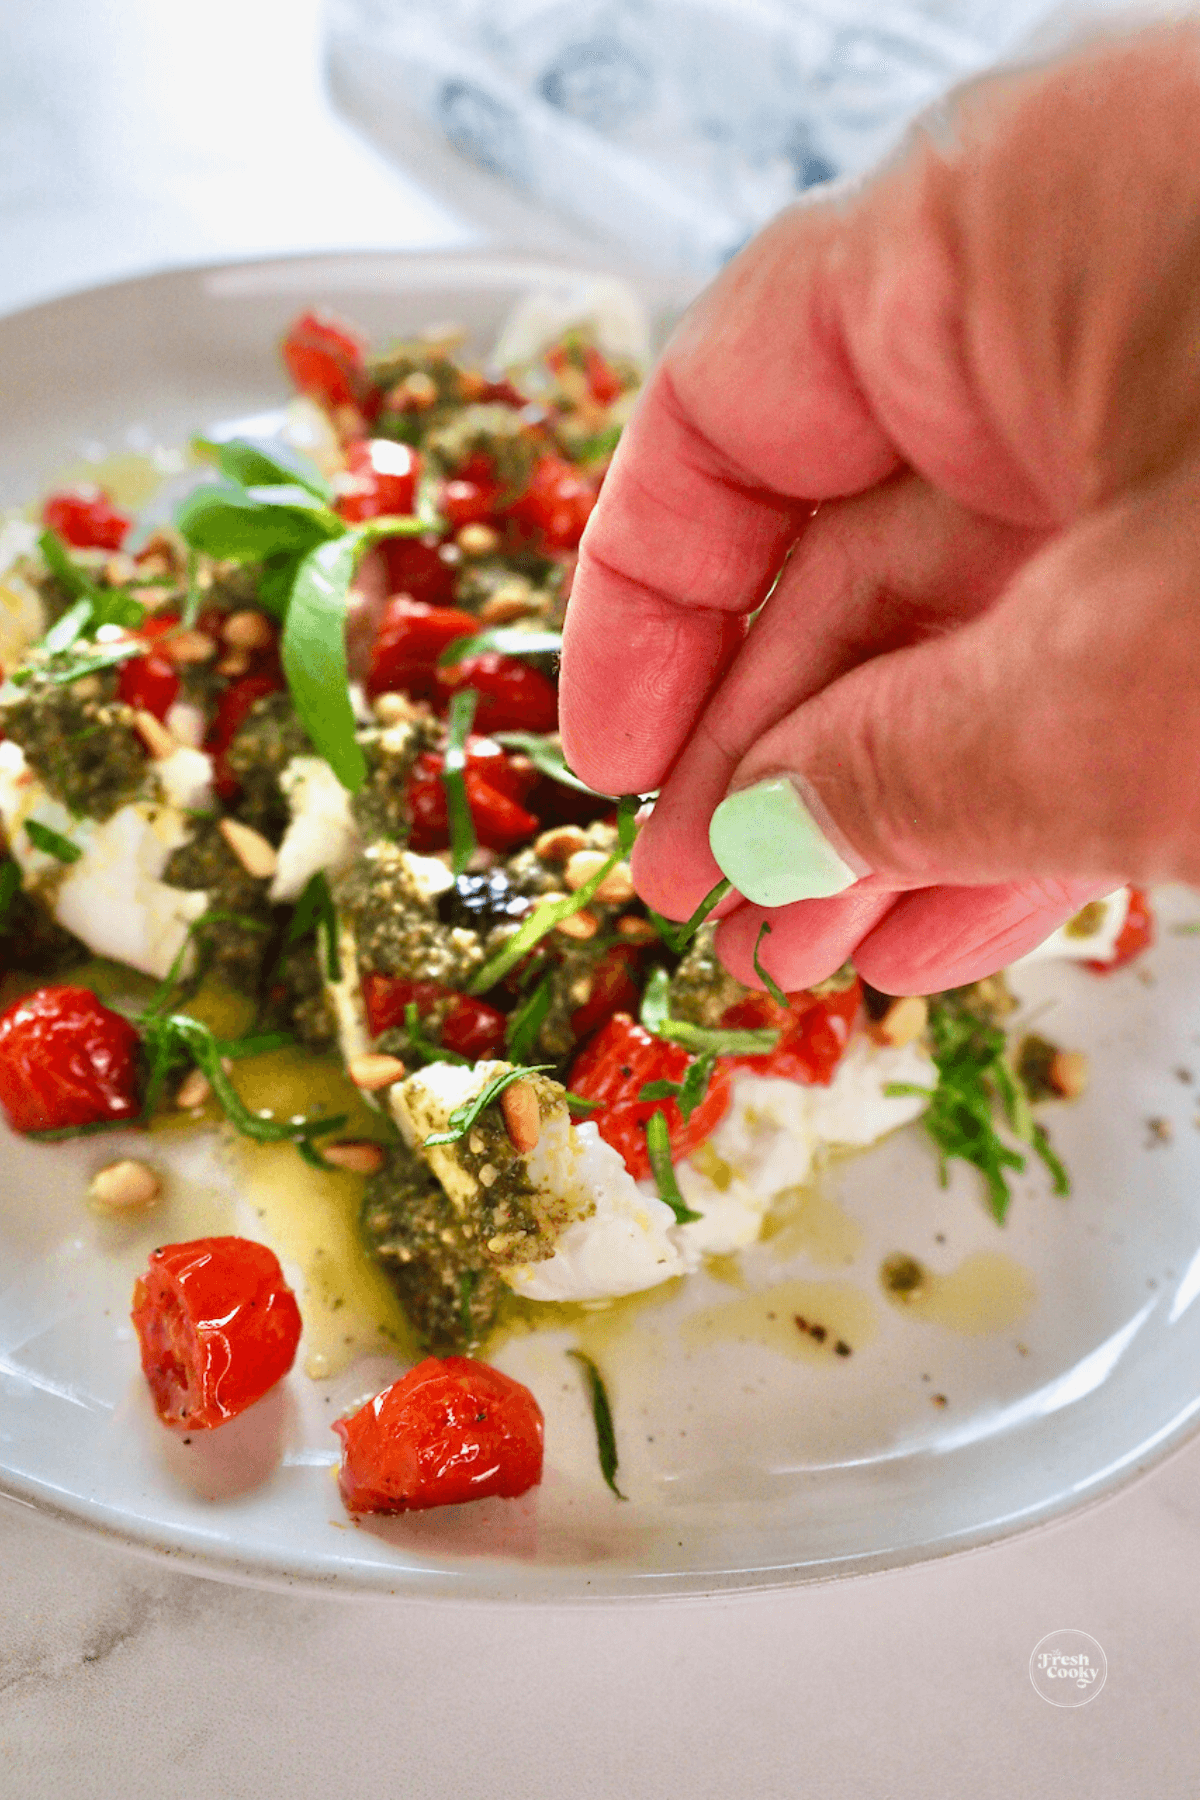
1029,1630 -> 1107,1706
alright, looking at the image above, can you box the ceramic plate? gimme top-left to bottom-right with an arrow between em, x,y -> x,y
3,254 -> 1200,1599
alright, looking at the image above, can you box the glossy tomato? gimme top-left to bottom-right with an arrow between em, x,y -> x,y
568,945 -> 642,1045
335,439 -> 419,523
0,985 -> 142,1134
131,1236 -> 302,1429
42,485 -> 132,551
204,673 -> 284,800
405,746 -> 539,854
567,1013 -> 732,1181
281,309 -> 371,411
440,452 -> 503,529
365,596 -> 477,700
333,1356 -> 544,1514
720,980 -> 861,1085
381,536 -> 457,607
1088,887 -> 1154,972
506,455 -> 595,551
360,974 -> 507,1061
434,652 -> 558,734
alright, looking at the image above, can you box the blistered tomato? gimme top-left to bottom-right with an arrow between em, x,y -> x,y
0,985 -> 142,1134
131,1237 -> 302,1429
720,980 -> 862,1085
434,652 -> 558,734
567,1014 -> 732,1181
1088,887 -> 1154,972
365,596 -> 478,700
281,310 -> 371,411
204,673 -> 284,800
333,1356 -> 544,1513
440,453 -> 504,530
335,439 -> 419,523
568,945 -> 641,1045
380,536 -> 457,607
360,973 -> 507,1061
404,745 -> 539,854
42,485 -> 132,551
506,455 -> 595,551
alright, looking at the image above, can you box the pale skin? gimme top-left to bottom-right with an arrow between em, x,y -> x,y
559,23 -> 1200,997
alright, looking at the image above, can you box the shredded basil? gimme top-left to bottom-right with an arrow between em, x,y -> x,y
0,858 -> 21,927
24,820 -> 82,864
647,877 -> 733,955
404,1000 -> 469,1068
752,921 -> 790,1008
644,1109 -> 702,1223
181,546 -> 202,630
638,1051 -> 717,1124
459,1269 -> 478,1345
574,424 -> 624,465
568,1349 -> 626,1499
437,627 -> 563,668
493,732 -> 606,797
564,1090 -> 603,1112
12,639 -> 143,687
201,435 -> 333,503
468,850 -> 623,994
286,870 -> 341,982
36,531 -> 145,640
38,530 -> 104,609
422,1064 -> 553,1148
639,967 -> 778,1057
442,686 -> 479,876
41,595 -> 95,654
505,971 -> 554,1063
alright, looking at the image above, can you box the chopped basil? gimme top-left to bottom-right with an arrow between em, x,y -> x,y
644,1109 -> 702,1224
442,686 -> 479,876
568,1349 -> 626,1500
616,791 -> 639,857
404,1001 -> 469,1068
181,547 -> 202,629
37,531 -> 144,637
24,820 -> 82,863
285,870 -> 341,981
437,627 -> 563,668
753,921 -> 790,1008
200,435 -> 333,503
422,1064 -> 553,1148
493,732 -> 605,797
459,1269 -> 478,1345
504,971 -> 554,1063
38,530 -> 104,608
0,858 -> 20,927
639,967 -> 778,1057
574,424 -> 624,465
647,877 -> 733,955
41,595 -> 95,654
467,847 -> 625,994
564,1090 -> 603,1113
638,1050 -> 717,1123
174,481 -> 342,563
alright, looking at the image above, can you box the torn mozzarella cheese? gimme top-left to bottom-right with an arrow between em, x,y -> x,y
1011,888 -> 1130,968
0,740 -> 209,978
269,755 -> 360,903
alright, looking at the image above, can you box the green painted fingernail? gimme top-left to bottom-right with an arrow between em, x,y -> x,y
709,777 -> 860,908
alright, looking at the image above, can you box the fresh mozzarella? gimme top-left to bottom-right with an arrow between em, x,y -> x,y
326,922 -> 373,1068
1011,888 -> 1130,968
164,700 -> 205,748
491,276 -> 650,373
269,755 -> 360,903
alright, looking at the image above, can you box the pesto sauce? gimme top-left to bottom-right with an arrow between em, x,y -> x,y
668,923 -> 749,1026
226,692 -> 312,838
350,714 -> 439,844
335,843 -> 483,987
2,655 -> 147,821
162,818 -> 273,987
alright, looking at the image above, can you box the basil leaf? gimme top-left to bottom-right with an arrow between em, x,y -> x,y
41,596 -> 95,654
753,921 -> 790,1008
404,1000 -> 469,1068
38,529 -> 103,606
639,966 -> 779,1057
616,792 -> 639,858
468,848 -> 623,994
37,532 -> 144,639
640,965 -> 671,1035
174,482 -> 340,562
24,820 -> 82,863
647,877 -> 733,955
286,871 -> 341,981
0,858 -> 21,927
13,639 -> 143,686
1032,1121 -> 1070,1195
564,1090 -> 602,1112
644,1110 -> 702,1224
639,1052 -> 716,1124
182,547 -> 202,629
443,686 -> 479,876
422,1064 -> 553,1148
204,436 -> 333,503
493,732 -> 605,796
437,627 -> 563,668
568,1349 -> 626,1499
575,424 -> 624,466
505,971 -> 554,1063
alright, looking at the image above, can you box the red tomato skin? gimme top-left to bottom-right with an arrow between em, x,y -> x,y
366,596 -> 478,700
117,650 -> 180,721
1088,887 -> 1154,972
439,994 -> 509,1061
0,985 -> 142,1134
281,310 -> 369,410
507,455 -> 595,552
42,486 -> 132,551
335,439 -> 419,523
333,1356 -> 544,1514
405,749 -> 539,853
131,1237 -> 302,1430
434,652 -> 558,734
441,474 -> 504,529
720,981 -> 861,1085
568,945 -> 642,1045
381,536 -> 458,607
360,974 -> 507,1061
204,673 -> 284,800
583,345 -> 622,405
567,1014 -> 732,1181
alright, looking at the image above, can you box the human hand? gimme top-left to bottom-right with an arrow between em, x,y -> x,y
559,23 -> 1200,996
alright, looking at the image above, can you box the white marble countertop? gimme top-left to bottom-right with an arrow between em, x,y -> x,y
2,4 -> 1197,1793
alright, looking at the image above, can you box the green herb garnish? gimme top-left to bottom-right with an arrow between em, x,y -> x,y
422,1065 -> 553,1148
753,921 -> 790,1008
638,1051 -> 717,1123
437,627 -> 563,668
11,639 -> 144,688
459,1269 -> 479,1346
505,971 -> 554,1063
568,1348 -> 626,1499
0,858 -> 20,928
644,1109 -> 702,1223
639,967 -> 778,1057
40,595 -> 95,654
442,686 -> 479,876
174,480 -> 342,564
24,820 -> 82,863
493,733 -> 605,796
468,838 -> 630,995
199,435 -> 333,503
404,1000 -> 469,1068
285,870 -> 341,982
647,877 -> 733,955
37,530 -> 145,636
564,1090 -> 603,1112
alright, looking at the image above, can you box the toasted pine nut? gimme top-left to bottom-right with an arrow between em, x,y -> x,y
104,553 -> 137,586
215,650 -> 251,678
372,691 -> 421,726
162,628 -> 217,666
872,995 -> 929,1049
134,710 -> 178,760
616,914 -> 660,944
222,609 -> 275,650
1049,1049 -> 1090,1100
175,1068 -> 212,1110
500,1080 -> 540,1154
388,371 -> 438,411
348,1053 -> 407,1091
480,592 -> 538,624
219,818 -> 278,880
458,369 -> 487,401
564,850 -> 635,903
554,907 -> 599,941
88,1159 -> 161,1212
322,1140 -> 386,1174
535,825 -> 587,864
456,523 -> 500,557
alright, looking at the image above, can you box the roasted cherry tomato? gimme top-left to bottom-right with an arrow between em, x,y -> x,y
365,595 -> 478,700
42,485 -> 132,551
440,452 -> 504,530
131,1236 -> 302,1430
405,744 -> 539,854
506,455 -> 595,551
547,343 -> 623,406
380,535 -> 457,607
434,652 -> 558,735
204,672 -> 284,800
1088,887 -> 1154,972
335,438 -> 419,523
333,1356 -> 544,1514
0,984 -> 142,1134
360,973 -> 508,1061
567,1013 -> 732,1181
719,980 -> 861,1085
568,945 -> 642,1046
281,309 -> 371,411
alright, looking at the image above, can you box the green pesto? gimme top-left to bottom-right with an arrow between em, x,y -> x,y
225,691 -> 312,838
668,923 -> 749,1027
453,554 -> 562,622
2,653 -> 146,821
335,842 -> 483,987
0,888 -> 87,972
162,819 -> 273,988
350,713 -> 440,844
269,938 -> 338,1051
422,405 -> 542,498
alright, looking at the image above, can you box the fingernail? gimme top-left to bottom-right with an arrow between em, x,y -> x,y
709,776 -> 863,907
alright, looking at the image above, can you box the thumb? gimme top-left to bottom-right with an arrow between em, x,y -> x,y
707,465 -> 1200,912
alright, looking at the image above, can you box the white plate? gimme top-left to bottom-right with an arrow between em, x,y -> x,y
4,255 -> 1200,1600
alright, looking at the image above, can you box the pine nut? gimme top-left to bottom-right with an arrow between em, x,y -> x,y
322,1140 -> 386,1174
88,1159 -> 161,1212
104,553 -> 137,586
222,609 -> 275,650
348,1053 -> 407,1091
479,592 -> 538,624
458,369 -> 487,401
500,1080 -> 540,1154
215,650 -> 250,678
373,691 -> 422,726
564,850 -> 635,903
1049,1049 -> 1089,1100
387,371 -> 438,411
162,628 -> 217,666
175,1069 -> 212,1110
219,818 -> 278,880
134,710 -> 178,760
616,914 -> 660,944
456,523 -> 499,557
554,908 -> 599,940
535,825 -> 587,864
873,995 -> 929,1049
